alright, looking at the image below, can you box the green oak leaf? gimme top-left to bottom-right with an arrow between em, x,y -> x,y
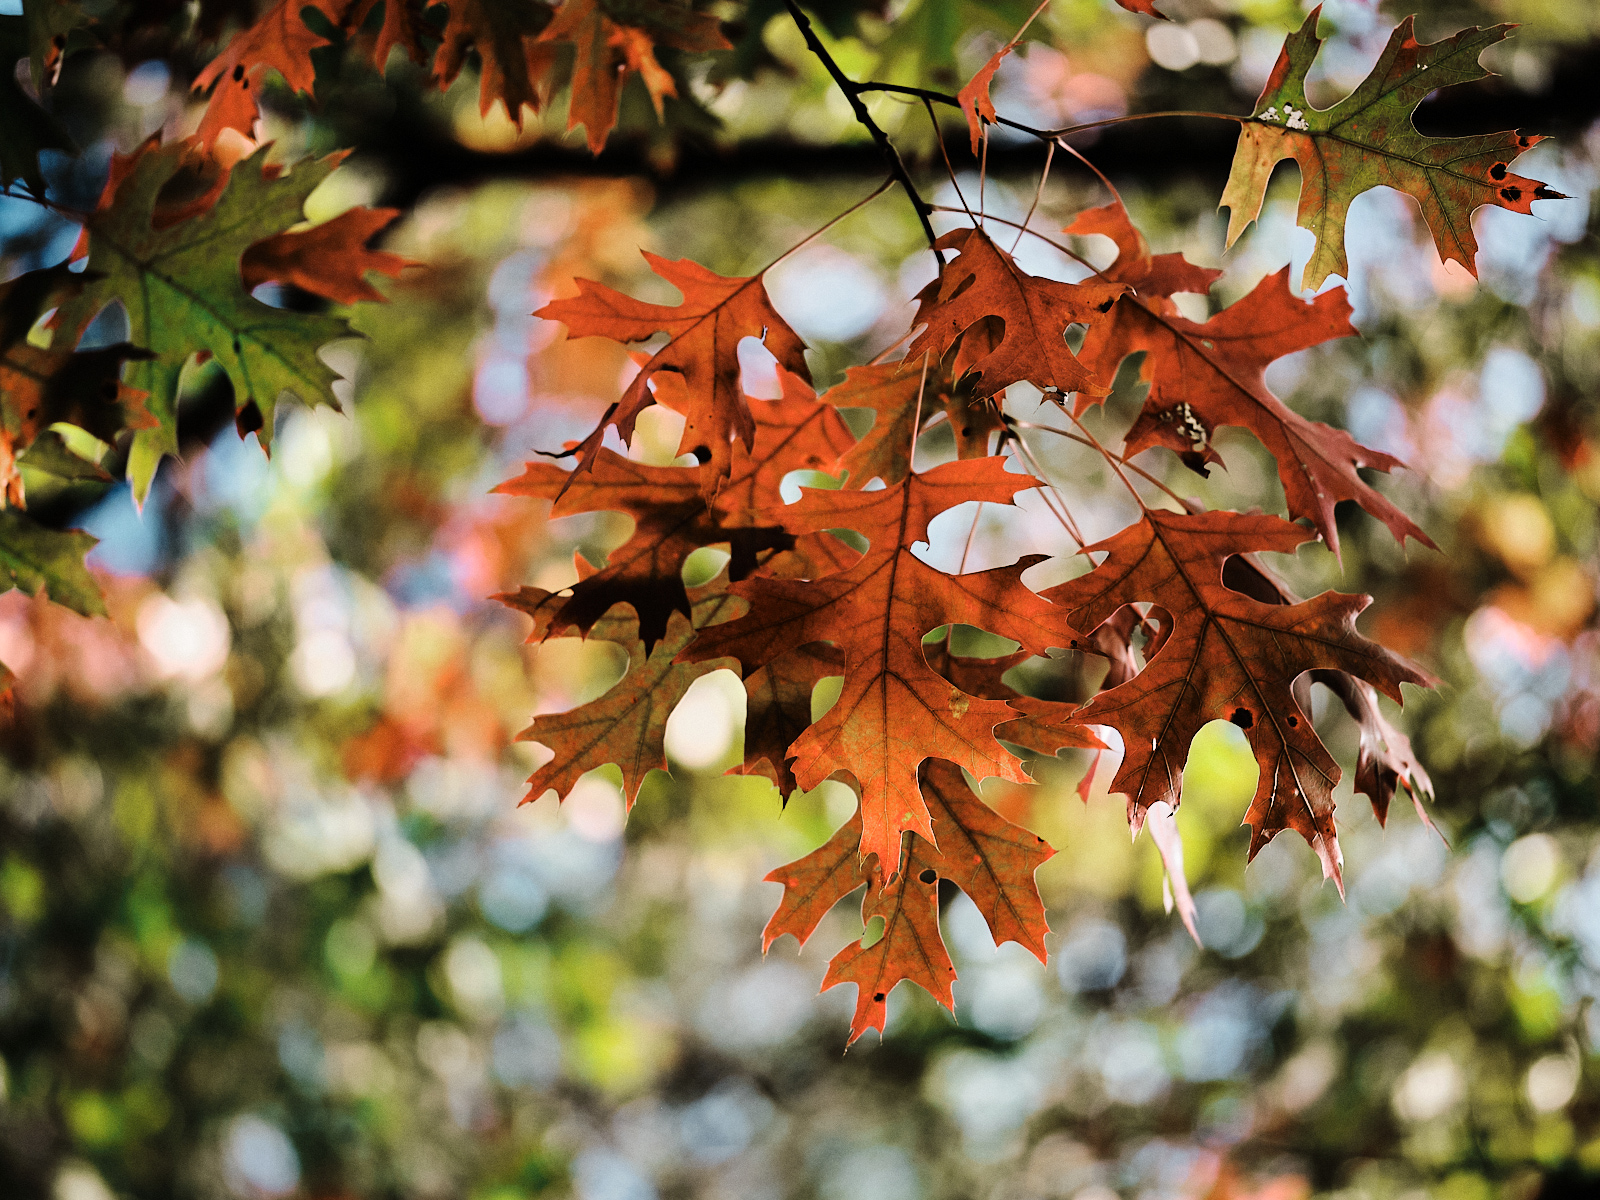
0,507 -> 103,616
20,429 -> 112,488
59,143 -> 353,502
1221,6 -> 1563,291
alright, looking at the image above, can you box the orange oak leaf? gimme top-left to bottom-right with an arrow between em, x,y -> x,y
494,449 -> 796,651
704,369 -> 853,518
192,0 -> 333,150
433,0 -> 558,124
1221,7 -> 1563,290
535,253 -> 809,497
513,588 -> 741,807
958,42 -> 1010,154
684,457 -> 1078,869
240,206 -> 413,304
1063,198 -> 1221,307
955,0 -> 1049,153
1043,508 -> 1434,891
762,805 -> 869,954
665,368 -> 857,579
909,227 -> 1126,402
540,0 -> 730,153
922,640 -> 1106,761
815,760 -> 1054,1043
1074,260 -> 1432,558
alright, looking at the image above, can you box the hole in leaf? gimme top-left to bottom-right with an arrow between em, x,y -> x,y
918,868 -> 937,884
1287,714 -> 1298,727
1490,162 -> 1508,180
1230,707 -> 1253,729
1501,186 -> 1522,202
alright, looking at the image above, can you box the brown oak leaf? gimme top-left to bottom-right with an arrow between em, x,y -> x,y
909,227 -> 1126,402
514,588 -> 741,807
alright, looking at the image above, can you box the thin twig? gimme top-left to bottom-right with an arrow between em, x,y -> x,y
1011,139 -> 1054,254
924,98 -> 975,223
782,0 -> 943,261
909,351 -> 931,466
1016,418 -> 1190,507
758,178 -> 895,275
1005,424 -> 1088,550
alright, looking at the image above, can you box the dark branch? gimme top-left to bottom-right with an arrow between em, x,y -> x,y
779,0 -> 943,262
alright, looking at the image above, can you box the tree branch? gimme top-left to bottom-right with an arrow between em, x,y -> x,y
780,0 -> 943,263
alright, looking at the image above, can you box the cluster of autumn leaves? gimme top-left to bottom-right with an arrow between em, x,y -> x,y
0,0 -> 1565,1040
500,194 -> 1449,1040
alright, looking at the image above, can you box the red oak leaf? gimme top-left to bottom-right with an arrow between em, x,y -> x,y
796,760 -> 1054,1043
738,641 -> 843,799
494,449 -> 796,652
1044,508 -> 1434,891
1074,259 -> 1432,558
823,355 -> 1006,489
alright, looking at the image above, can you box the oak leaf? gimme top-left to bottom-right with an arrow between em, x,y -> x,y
1217,545 -> 1438,833
0,266 -> 151,508
823,355 -> 1005,489
738,640 -> 843,799
511,587 -> 741,807
494,448 -> 798,651
909,227 -> 1125,402
1221,7 -> 1563,290
922,639 -> 1106,761
1063,199 -> 1220,307
535,253 -> 809,497
240,205 -> 413,304
192,0 -> 332,151
1074,249 -> 1431,558
1044,508 -> 1433,890
766,760 -> 1053,1043
541,0 -> 730,153
0,508 -> 103,617
57,143 -> 352,501
434,0 -> 557,125
684,457 -> 1077,868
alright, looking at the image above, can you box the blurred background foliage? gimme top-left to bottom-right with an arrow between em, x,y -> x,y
3,0 -> 1600,1198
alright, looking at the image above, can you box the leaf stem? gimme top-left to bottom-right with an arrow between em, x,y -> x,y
781,0 -> 944,262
